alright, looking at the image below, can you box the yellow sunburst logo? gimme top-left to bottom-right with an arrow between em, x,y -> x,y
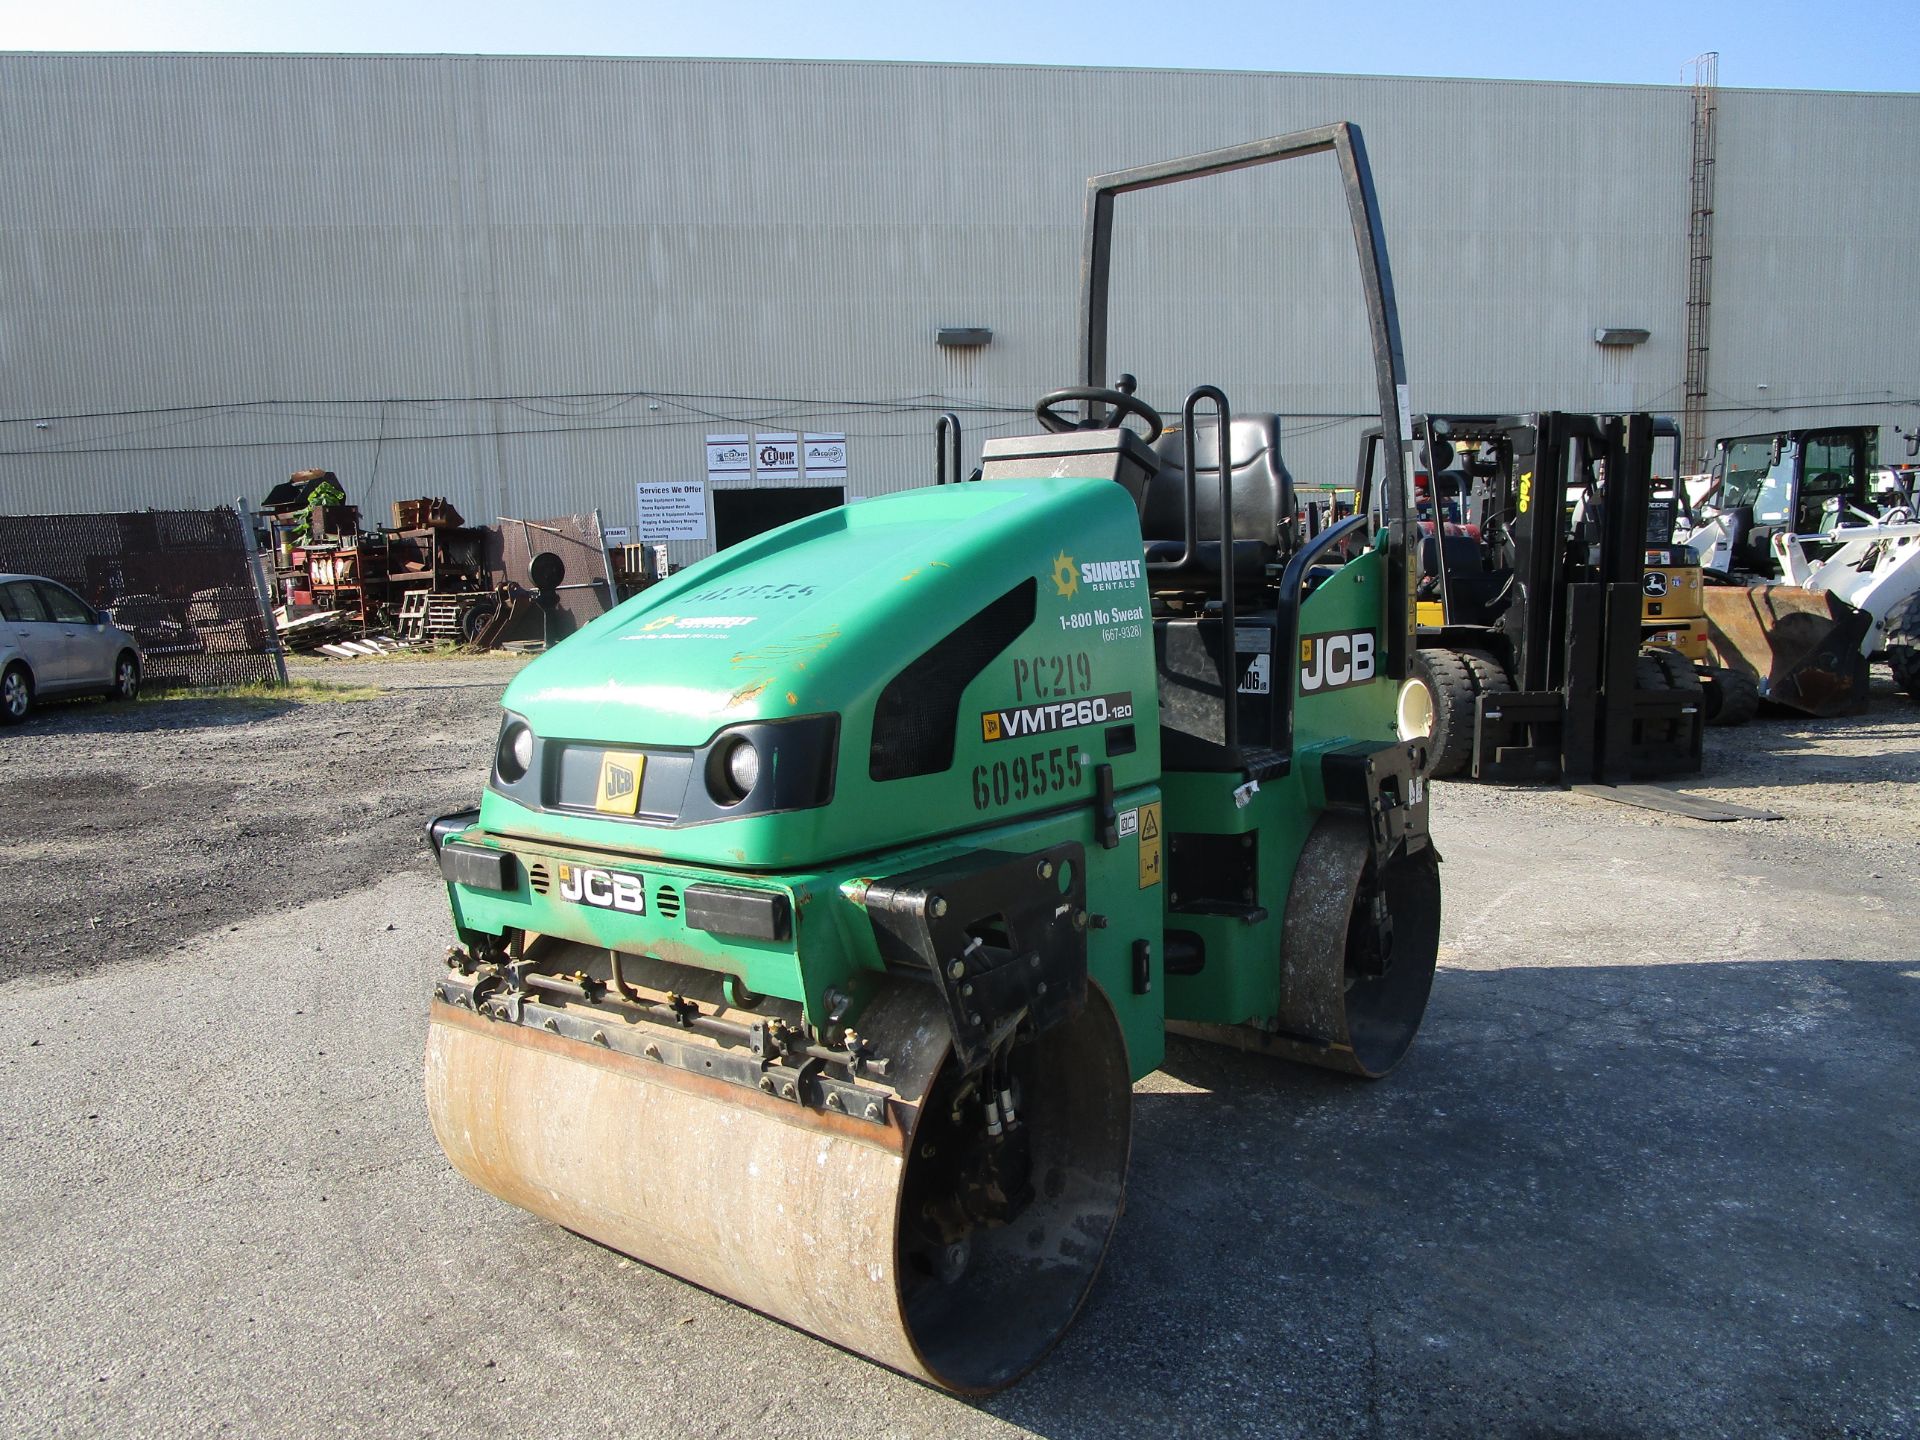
1051,551 -> 1079,599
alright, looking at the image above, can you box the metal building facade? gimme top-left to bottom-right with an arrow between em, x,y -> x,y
2,53 -> 1916,560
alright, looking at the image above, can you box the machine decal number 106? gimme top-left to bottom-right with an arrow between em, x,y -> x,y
970,744 -> 1084,811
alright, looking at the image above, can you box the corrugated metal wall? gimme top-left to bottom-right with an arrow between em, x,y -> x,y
2,54 -> 1916,561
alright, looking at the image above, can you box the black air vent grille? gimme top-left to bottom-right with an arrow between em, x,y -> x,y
528,861 -> 551,896
655,884 -> 681,919
869,578 -> 1036,781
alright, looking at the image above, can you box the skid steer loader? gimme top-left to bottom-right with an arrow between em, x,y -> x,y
422,124 -> 1440,1393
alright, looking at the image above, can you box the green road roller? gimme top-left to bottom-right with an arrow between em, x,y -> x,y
424,123 -> 1440,1393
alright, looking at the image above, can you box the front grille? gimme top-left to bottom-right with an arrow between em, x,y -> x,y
528,861 -> 551,896
655,884 -> 681,918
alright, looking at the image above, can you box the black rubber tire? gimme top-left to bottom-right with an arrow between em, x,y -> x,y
1644,648 -> 1702,695
1637,648 -> 1701,746
1410,648 -> 1477,779
1886,592 -> 1920,704
1701,665 -> 1759,726
459,602 -> 495,647
1459,650 -> 1514,701
109,650 -> 140,703
1,663 -> 32,725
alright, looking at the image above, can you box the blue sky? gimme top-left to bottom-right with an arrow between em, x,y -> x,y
6,0 -> 1917,91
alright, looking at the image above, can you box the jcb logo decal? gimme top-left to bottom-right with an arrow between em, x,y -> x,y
595,752 -> 646,815
1298,630 -> 1377,694
557,863 -> 647,914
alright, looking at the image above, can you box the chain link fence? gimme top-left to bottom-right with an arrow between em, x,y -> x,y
0,508 -> 281,689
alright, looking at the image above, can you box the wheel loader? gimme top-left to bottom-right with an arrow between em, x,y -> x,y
421,124 -> 1440,1393
1355,412 -> 1710,782
1665,428 -> 1886,717
1680,426 -> 1881,579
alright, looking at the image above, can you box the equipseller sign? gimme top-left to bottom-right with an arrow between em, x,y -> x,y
981,692 -> 1134,742
754,432 -> 800,478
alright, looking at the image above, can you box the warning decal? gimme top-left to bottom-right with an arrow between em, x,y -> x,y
1137,801 -> 1163,889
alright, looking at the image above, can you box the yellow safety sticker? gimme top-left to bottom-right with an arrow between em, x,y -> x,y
595,751 -> 646,816
1137,800 -> 1163,889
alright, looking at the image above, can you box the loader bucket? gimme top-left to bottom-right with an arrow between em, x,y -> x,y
425,971 -> 1131,1394
1701,583 -> 1872,717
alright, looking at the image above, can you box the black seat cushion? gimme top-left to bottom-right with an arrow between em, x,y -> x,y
1418,529 -> 1512,624
1143,414 -> 1293,592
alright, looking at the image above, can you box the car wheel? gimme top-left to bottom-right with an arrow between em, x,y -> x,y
111,651 -> 141,703
1,663 -> 32,725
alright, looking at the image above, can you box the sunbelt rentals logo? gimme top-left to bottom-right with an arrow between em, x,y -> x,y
1050,551 -> 1143,598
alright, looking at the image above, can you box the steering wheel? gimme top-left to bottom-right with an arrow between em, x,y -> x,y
1033,386 -> 1165,445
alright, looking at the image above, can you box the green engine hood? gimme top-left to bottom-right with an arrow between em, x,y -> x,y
482,477 -> 1161,869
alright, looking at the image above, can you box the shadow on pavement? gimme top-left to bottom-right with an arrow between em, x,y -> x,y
986,957 -> 1920,1439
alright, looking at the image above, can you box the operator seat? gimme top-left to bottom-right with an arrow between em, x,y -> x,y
1141,414 -> 1293,596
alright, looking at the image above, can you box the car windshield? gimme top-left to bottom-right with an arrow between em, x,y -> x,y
1708,438 -> 1790,517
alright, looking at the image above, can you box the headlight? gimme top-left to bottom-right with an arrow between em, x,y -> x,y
497,720 -> 535,783
708,735 -> 761,806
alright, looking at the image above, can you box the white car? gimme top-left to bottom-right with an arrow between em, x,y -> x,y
0,573 -> 143,723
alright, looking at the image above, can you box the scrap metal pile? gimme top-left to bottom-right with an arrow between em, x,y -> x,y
259,473 -> 647,655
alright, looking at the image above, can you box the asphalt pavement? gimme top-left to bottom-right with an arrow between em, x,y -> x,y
3,664 -> 1917,1439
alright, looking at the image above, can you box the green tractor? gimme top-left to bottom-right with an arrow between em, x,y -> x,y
424,124 -> 1440,1392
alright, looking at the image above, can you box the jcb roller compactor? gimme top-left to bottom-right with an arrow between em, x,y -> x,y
424,125 -> 1439,1392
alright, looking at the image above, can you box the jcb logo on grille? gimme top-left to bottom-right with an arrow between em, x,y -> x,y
557,863 -> 647,914
1298,629 -> 1377,694
594,751 -> 646,816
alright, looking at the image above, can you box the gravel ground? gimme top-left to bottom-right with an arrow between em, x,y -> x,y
0,654 -> 527,981
2,654 -> 1917,1438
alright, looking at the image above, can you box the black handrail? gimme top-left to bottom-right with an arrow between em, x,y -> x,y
1178,386 -> 1237,754
1271,512 -> 1371,761
934,412 -> 962,485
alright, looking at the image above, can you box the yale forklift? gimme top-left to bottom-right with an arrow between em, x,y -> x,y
1357,412 -> 1710,781
422,124 -> 1440,1393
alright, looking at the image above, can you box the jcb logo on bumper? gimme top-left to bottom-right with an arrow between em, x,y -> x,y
557,863 -> 647,914
1298,629 -> 1377,694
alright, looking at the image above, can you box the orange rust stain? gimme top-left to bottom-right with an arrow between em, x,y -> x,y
786,691 -> 798,705
726,677 -> 772,707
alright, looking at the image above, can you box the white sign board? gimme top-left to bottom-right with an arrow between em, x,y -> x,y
705,434 -> 751,478
754,431 -> 800,479
803,432 -> 848,479
601,525 -> 631,545
635,481 -> 709,542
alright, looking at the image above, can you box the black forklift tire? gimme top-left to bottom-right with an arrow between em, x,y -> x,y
1885,592 -> 1920,704
1644,648 -> 1702,695
1637,649 -> 1701,745
1409,648 -> 1477,779
1700,665 -> 1759,726
1459,651 -> 1513,700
